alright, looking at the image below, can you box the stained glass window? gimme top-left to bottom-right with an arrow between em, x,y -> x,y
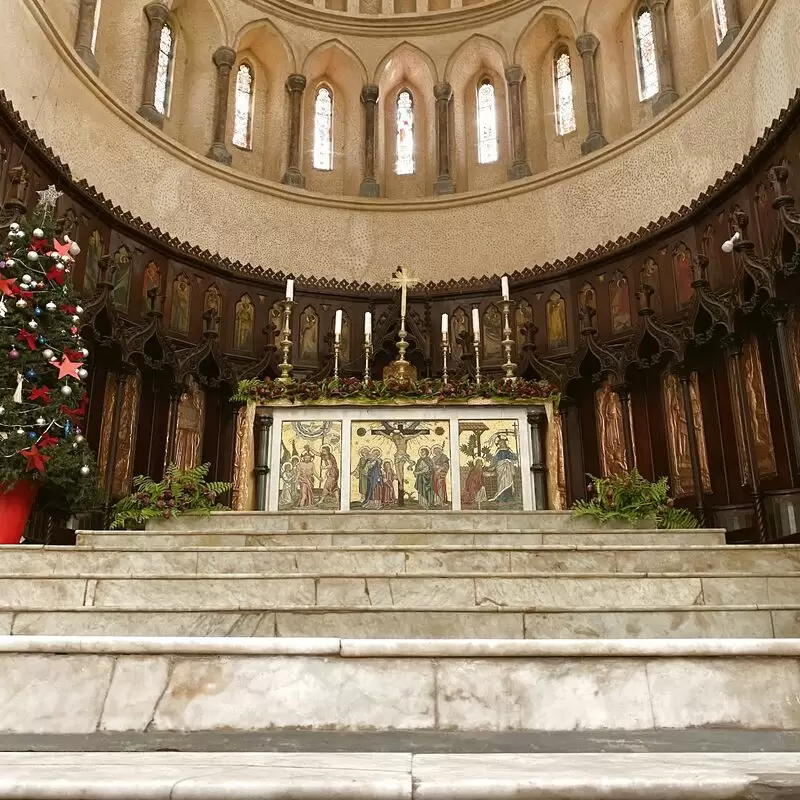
90,0 -> 102,53
712,0 -> 729,43
312,87 -> 333,171
554,50 -> 576,135
477,80 -> 498,164
395,90 -> 414,175
232,64 -> 254,149
635,7 -> 659,101
154,23 -> 174,115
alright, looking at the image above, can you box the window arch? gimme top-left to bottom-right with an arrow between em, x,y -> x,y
90,0 -> 102,53
712,0 -> 729,43
154,22 -> 174,115
634,6 -> 659,101
395,89 -> 415,175
232,63 -> 254,149
312,86 -> 333,171
553,49 -> 576,135
476,79 -> 498,164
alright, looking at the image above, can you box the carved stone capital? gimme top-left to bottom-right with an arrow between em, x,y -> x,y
504,65 -> 524,86
576,33 -> 600,57
212,46 -> 237,70
581,132 -> 608,155
434,82 -> 453,102
361,84 -> 379,104
144,1 -> 170,25
286,74 -> 307,94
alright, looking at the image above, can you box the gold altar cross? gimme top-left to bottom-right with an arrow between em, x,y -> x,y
390,266 -> 421,321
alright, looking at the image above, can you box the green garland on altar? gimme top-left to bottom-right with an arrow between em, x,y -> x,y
234,376 -> 560,405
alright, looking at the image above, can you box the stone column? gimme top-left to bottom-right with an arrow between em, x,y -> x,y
206,46 -> 236,166
576,33 -> 608,155
74,0 -> 100,74
527,409 -> 549,510
650,0 -> 679,114
282,74 -> 307,188
137,1 -> 170,128
504,66 -> 532,180
433,82 -> 455,195
359,84 -> 380,197
678,369 -> 707,526
254,411 -> 273,511
717,0 -> 742,55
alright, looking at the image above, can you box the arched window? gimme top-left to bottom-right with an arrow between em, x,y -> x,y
477,79 -> 498,164
395,89 -> 415,175
232,63 -> 254,149
712,0 -> 729,43
312,86 -> 333,171
90,0 -> 102,53
154,22 -> 174,115
635,7 -> 659,100
554,49 -> 576,135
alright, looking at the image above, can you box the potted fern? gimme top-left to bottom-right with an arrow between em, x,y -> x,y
110,463 -> 231,530
572,469 -> 698,529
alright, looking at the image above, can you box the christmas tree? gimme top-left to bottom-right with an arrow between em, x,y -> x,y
0,186 -> 99,514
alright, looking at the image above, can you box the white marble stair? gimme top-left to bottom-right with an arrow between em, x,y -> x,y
0,752 -> 799,799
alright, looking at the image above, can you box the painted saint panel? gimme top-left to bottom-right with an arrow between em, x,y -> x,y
278,421 -> 342,510
350,420 -> 451,510
458,420 -> 523,511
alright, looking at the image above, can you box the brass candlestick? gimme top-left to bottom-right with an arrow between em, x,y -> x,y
441,333 -> 450,384
473,338 -> 482,385
500,299 -> 517,381
383,323 -> 418,382
277,299 -> 295,383
364,336 -> 373,384
333,336 -> 341,381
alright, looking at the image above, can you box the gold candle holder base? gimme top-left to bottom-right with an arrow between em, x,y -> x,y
383,325 -> 418,383
277,299 -> 295,384
501,299 -> 517,382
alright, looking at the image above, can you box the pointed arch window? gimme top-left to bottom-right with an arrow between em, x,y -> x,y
312,86 -> 333,171
554,49 -> 576,135
635,6 -> 659,100
395,89 -> 415,175
477,79 -> 498,164
154,22 -> 174,115
712,0 -> 729,43
232,63 -> 254,149
90,0 -> 102,53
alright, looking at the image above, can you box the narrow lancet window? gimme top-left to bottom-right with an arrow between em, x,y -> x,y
396,90 -> 415,175
554,50 -> 576,135
313,87 -> 333,171
477,79 -> 498,164
635,7 -> 659,100
154,23 -> 174,115
232,64 -> 254,149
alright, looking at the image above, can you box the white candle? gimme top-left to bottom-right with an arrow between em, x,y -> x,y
501,275 -> 509,301
364,311 -> 372,337
472,308 -> 481,342
285,279 -> 294,301
334,309 -> 343,340
441,313 -> 448,336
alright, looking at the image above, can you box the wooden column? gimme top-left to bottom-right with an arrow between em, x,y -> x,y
559,397 -> 574,506
137,1 -> 170,128
678,369 -> 707,526
725,335 -> 768,541
254,410 -> 273,511
206,46 -> 236,165
770,306 -> 800,478
359,84 -> 380,197
74,0 -> 100,74
527,409 -> 549,509
282,74 -> 307,188
576,33 -> 608,155
103,372 -> 128,507
433,82 -> 455,195
164,389 -> 181,468
613,382 -> 636,471
504,66 -> 532,180
650,0 -> 679,113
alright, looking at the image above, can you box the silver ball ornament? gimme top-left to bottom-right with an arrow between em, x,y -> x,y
42,349 -> 54,359
75,306 -> 83,315
78,368 -> 88,379
26,251 -> 39,262
45,301 -> 57,311
28,320 -> 38,330
69,241 -> 81,257
15,299 -> 27,309
32,228 -> 44,239
16,428 -> 24,436
36,417 -> 45,426
60,384 -> 73,397
81,348 -> 89,358
22,274 -> 32,284
80,465 -> 91,476
71,315 -> 80,323
55,263 -> 65,272
75,434 -> 85,444
9,223 -> 19,232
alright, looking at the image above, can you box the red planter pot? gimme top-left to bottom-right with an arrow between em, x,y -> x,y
0,481 -> 40,544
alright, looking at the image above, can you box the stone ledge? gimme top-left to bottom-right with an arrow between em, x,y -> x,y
0,752 -> 798,799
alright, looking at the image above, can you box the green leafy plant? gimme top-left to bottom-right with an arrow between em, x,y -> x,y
110,463 -> 231,530
572,469 -> 698,529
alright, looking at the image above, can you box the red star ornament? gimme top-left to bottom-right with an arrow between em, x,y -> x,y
54,355 -> 82,380
16,329 -> 37,351
20,444 -> 50,473
46,267 -> 66,286
39,433 -> 59,449
30,387 -> 51,404
50,240 -> 72,259
0,276 -> 17,296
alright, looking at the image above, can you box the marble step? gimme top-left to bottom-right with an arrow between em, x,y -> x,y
0,571 -> 798,610
4,544 -> 798,575
77,528 -> 727,548
5,604 -> 800,638
2,636 -> 800,733
0,752 -> 799,799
